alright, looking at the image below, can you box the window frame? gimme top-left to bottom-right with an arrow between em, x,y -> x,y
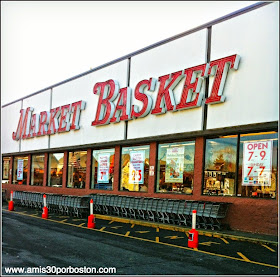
2,156 -> 11,182
237,131 -> 278,199
66,150 -> 87,189
47,152 -> 64,187
202,135 -> 238,197
30,153 -> 45,186
12,155 -> 29,185
91,147 -> 115,190
202,130 -> 278,199
155,139 -> 196,195
119,144 -> 150,192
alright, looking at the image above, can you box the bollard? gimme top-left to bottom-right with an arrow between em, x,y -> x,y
8,191 -> 14,211
42,194 -> 48,219
188,209 -> 199,249
87,199 -> 96,228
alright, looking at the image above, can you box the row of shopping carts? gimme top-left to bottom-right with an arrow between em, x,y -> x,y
12,191 -> 89,218
90,194 -> 230,230
10,191 -> 230,230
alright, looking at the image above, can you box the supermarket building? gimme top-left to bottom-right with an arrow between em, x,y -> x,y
1,2 -> 278,235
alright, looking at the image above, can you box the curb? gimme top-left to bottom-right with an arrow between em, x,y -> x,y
95,214 -> 278,247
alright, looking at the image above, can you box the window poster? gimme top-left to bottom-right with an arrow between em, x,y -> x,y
165,147 -> 184,183
17,159 -> 24,180
129,151 -> 145,184
97,153 -> 110,183
242,140 -> 273,186
3,160 -> 9,179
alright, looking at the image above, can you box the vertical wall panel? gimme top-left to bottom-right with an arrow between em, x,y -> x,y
21,90 -> 51,152
127,30 -> 208,139
1,101 -> 21,154
50,60 -> 129,149
207,2 -> 279,129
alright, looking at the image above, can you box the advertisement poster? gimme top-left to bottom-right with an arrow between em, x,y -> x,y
129,151 -> 144,184
3,160 -> 9,179
165,147 -> 184,183
17,159 -> 24,180
242,140 -> 273,186
97,153 -> 110,183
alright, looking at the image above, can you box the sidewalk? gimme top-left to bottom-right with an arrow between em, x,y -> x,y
95,213 -> 278,246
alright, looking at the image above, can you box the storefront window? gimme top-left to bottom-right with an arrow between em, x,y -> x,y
238,132 -> 278,199
12,156 -> 28,185
48,153 -> 64,187
67,151 -> 87,189
120,145 -> 150,192
91,148 -> 114,190
156,141 -> 195,194
203,136 -> 238,196
31,154 -> 45,186
2,157 -> 11,184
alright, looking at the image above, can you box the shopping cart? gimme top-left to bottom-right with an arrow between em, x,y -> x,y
209,202 -> 230,230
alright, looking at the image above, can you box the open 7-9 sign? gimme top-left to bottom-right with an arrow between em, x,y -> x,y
242,140 -> 273,186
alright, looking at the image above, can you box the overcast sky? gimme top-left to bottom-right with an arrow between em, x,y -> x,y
1,1 -> 260,106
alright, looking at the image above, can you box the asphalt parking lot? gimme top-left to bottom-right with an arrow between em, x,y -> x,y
2,204 -> 279,275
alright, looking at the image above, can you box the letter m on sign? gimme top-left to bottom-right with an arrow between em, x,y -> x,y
12,107 -> 33,140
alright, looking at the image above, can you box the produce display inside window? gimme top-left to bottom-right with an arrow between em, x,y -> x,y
237,132 -> 278,199
203,136 -> 237,196
92,148 -> 115,190
48,153 -> 64,187
156,141 -> 195,194
31,154 -> 45,186
67,151 -> 87,189
120,145 -> 150,192
12,156 -> 28,185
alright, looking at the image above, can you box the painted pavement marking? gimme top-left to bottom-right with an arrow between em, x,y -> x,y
111,226 -> 123,229
200,241 -> 220,246
237,252 -> 251,262
261,244 -> 276,252
220,238 -> 229,244
164,235 -> 184,240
